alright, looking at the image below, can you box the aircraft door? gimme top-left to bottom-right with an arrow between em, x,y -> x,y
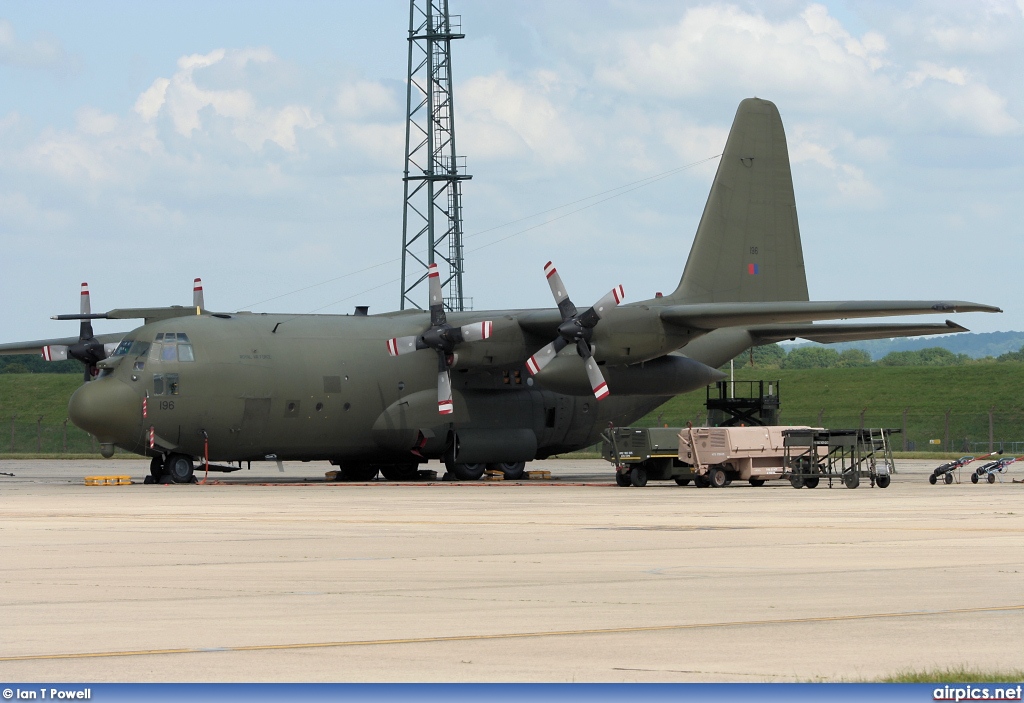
238,397 -> 271,455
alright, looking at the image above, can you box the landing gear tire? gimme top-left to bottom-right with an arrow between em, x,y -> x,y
447,462 -> 486,481
166,453 -> 194,484
944,473 -> 954,485
748,478 -> 766,487
629,467 -> 648,487
805,476 -> 820,489
928,474 -> 938,485
674,478 -> 692,486
336,464 -> 379,481
790,474 -> 805,489
489,461 -> 526,480
149,455 -> 165,481
708,466 -> 728,488
379,463 -> 419,481
876,475 -> 891,488
615,470 -> 631,487
843,471 -> 860,489
971,472 -> 979,484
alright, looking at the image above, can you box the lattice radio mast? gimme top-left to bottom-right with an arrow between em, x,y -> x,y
399,0 -> 472,312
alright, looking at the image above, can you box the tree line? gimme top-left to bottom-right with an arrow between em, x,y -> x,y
730,344 -> 1024,370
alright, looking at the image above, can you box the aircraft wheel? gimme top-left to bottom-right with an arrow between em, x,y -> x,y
489,461 -> 526,480
379,464 -> 419,481
166,454 -> 194,484
708,466 -> 728,488
971,473 -> 979,484
876,475 -> 891,488
629,467 -> 647,487
748,478 -> 766,487
805,476 -> 820,489
843,471 -> 860,489
615,471 -> 631,487
447,462 -> 486,481
149,455 -> 165,480
674,478 -> 692,486
944,473 -> 954,485
928,474 -> 937,485
988,473 -> 996,484
789,474 -> 805,489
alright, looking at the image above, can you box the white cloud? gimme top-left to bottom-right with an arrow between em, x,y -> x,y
0,18 -> 70,71
460,71 -> 583,164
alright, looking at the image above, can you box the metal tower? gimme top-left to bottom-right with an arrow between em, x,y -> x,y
400,0 -> 472,312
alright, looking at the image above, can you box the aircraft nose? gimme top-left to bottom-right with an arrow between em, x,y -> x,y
68,378 -> 141,444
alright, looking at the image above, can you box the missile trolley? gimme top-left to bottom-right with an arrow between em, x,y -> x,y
928,451 -> 1001,485
971,456 -> 1020,484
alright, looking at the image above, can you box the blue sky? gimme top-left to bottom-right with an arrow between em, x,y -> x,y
1,0 -> 1022,342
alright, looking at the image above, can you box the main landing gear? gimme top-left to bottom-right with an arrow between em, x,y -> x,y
145,453 -> 195,484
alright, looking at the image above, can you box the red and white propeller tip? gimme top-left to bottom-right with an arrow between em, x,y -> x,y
193,278 -> 204,310
585,358 -> 610,401
80,282 -> 90,315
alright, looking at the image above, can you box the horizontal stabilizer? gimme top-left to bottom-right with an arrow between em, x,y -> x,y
747,319 -> 969,345
661,300 -> 1001,329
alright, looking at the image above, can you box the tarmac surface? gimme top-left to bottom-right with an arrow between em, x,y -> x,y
0,457 -> 1022,682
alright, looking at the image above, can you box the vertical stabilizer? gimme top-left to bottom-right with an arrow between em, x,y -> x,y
669,98 -> 808,303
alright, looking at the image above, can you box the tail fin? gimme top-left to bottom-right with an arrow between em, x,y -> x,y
668,98 -> 808,304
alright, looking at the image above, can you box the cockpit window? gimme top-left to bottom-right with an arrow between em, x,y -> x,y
111,339 -> 134,357
149,333 -> 194,362
129,341 -> 150,357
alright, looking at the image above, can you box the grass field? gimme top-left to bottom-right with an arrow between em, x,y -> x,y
2,364 -> 1024,455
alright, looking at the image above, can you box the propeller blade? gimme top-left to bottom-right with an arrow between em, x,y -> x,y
193,278 -> 205,310
458,320 -> 493,343
428,263 -> 446,327
525,337 -> 568,375
386,335 -> 422,357
578,285 -> 625,328
80,282 -> 91,315
544,261 -> 577,320
437,363 -> 454,415
583,355 -> 610,401
42,345 -> 69,362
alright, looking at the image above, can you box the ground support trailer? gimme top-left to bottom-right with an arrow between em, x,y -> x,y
782,428 -> 898,489
600,426 -> 697,487
678,425 -> 823,488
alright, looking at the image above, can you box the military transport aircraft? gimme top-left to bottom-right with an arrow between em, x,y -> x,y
0,98 -> 1001,483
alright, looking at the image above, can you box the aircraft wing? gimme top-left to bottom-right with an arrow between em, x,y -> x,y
660,300 -> 1001,329
746,319 -> 969,345
0,333 -> 126,356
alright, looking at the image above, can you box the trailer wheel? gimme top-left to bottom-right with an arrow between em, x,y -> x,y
971,473 -> 979,484
988,473 -> 996,484
789,474 -> 805,489
748,478 -> 766,487
615,471 -> 631,487
928,474 -> 937,485
876,475 -> 891,488
694,474 -> 710,488
708,467 -> 728,488
805,476 -> 820,489
843,471 -> 860,489
943,472 -> 953,485
629,467 -> 648,487
674,478 -> 692,486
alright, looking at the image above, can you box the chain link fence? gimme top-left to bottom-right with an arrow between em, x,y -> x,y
3,417 -> 101,454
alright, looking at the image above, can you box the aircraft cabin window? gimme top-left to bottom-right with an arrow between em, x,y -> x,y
155,333 -> 164,341
153,374 -> 164,395
166,373 -> 179,395
149,344 -> 162,361
161,344 -> 177,362
130,341 -> 150,357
